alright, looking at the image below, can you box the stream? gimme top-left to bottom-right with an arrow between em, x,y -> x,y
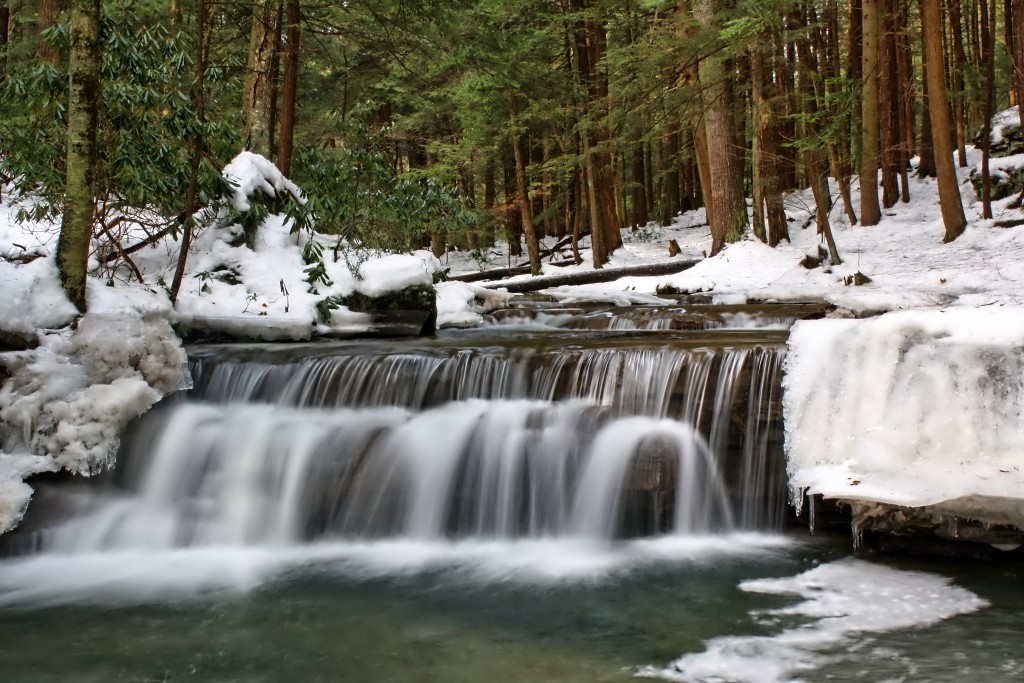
0,299 -> 1020,682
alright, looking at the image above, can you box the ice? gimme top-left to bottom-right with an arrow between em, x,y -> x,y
784,309 -> 1024,512
640,558 -> 988,683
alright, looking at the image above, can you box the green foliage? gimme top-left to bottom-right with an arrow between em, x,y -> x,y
0,7 -> 242,232
287,123 -> 479,265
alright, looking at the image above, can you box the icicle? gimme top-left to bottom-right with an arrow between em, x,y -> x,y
852,521 -> 864,551
808,494 -> 816,534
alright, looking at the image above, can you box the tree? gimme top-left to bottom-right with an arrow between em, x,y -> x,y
1014,0 -> 1024,127
56,0 -> 100,312
243,0 -> 280,156
693,0 -> 746,255
859,0 -> 883,226
276,0 -> 299,176
921,0 -> 967,241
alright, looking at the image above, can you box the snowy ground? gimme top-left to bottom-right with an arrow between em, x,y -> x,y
4,121 -> 1024,535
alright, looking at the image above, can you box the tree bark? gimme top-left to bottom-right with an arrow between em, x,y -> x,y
981,0 -> 997,218
694,0 -> 747,254
276,0 -> 299,176
879,1 -> 900,208
243,0 -> 280,156
918,26 -> 937,178
950,0 -> 970,166
171,0 -> 211,304
56,0 -> 101,313
510,101 -> 541,275
480,259 -> 701,293
36,0 -> 66,63
921,0 -> 968,241
793,5 -> 841,264
860,0 -> 883,226
1014,0 -> 1024,127
0,5 -> 9,85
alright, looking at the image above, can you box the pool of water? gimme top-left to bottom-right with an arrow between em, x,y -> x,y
0,532 -> 1020,683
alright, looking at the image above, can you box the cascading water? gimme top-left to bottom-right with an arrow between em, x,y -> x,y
6,304 -> 790,558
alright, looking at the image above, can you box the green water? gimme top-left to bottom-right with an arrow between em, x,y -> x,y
0,533 -> 1021,683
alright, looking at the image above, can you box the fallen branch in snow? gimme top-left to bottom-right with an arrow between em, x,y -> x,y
994,218 -> 1024,228
480,259 -> 701,293
97,219 -> 146,284
100,222 -> 177,263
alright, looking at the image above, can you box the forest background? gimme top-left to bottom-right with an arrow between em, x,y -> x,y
0,0 -> 1020,306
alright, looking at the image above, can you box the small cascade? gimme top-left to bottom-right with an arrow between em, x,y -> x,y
6,301 -> 798,558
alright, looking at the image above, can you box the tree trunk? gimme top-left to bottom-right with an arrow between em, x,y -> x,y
56,0 -> 101,313
243,0 -> 280,156
171,0 -> 211,305
896,0 -> 912,202
860,0 -> 883,226
36,0 -> 66,63
275,0 -> 299,176
918,27 -> 937,178
661,127 -> 680,225
793,5 -> 841,264
510,101 -> 541,275
1014,0 -> 1024,127
694,0 -> 747,255
950,0 -> 970,166
981,0 -> 997,218
879,1 -> 900,208
849,0 -> 864,167
0,5 -> 9,85
921,0 -> 967,241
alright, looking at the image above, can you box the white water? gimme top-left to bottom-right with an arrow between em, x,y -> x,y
0,534 -> 793,607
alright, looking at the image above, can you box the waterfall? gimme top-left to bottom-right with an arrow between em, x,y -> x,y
9,315 -> 790,556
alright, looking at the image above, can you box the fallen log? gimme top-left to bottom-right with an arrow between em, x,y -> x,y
450,258 -> 577,283
480,259 -> 701,294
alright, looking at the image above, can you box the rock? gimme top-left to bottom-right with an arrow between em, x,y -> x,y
342,284 -> 438,336
969,161 -> 1024,201
0,329 -> 38,351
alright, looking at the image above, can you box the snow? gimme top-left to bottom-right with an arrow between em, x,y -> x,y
221,151 -> 303,212
641,558 -> 987,683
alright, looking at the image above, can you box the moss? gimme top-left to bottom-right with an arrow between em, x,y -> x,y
342,284 -> 438,336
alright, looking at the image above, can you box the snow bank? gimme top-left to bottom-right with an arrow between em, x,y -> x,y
642,558 -> 987,683
436,281 -> 512,328
0,256 -> 78,333
784,308 -> 1024,513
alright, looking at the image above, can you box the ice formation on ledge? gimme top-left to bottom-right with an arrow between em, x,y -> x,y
784,308 -> 1024,522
